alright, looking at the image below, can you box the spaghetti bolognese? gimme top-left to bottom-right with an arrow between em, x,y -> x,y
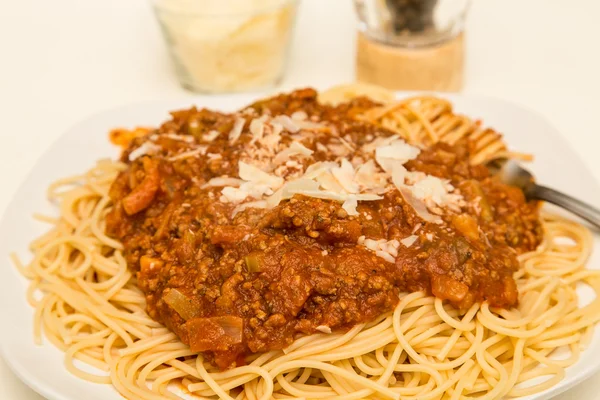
13,86 -> 600,399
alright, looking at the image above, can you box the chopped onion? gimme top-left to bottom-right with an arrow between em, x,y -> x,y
244,254 -> 262,273
185,316 -> 244,352
163,288 -> 201,321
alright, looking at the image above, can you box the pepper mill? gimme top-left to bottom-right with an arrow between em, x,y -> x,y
354,0 -> 470,92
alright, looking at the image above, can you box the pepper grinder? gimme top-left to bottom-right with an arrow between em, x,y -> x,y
354,0 -> 471,92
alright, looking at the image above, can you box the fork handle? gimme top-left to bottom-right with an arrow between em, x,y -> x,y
527,184 -> 600,230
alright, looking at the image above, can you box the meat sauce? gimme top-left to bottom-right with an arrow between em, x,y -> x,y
106,89 -> 542,368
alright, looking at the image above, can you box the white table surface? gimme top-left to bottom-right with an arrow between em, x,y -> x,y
1,0 -> 599,398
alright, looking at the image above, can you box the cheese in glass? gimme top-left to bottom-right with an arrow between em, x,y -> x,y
152,0 -> 298,93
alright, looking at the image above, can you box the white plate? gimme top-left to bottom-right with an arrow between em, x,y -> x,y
1,93 -> 599,400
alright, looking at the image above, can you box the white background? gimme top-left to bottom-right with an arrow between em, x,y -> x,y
1,0 -> 599,398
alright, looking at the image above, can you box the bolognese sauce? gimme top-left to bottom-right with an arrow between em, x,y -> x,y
106,89 -> 542,369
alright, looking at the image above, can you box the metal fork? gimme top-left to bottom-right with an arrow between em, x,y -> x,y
493,159 -> 600,229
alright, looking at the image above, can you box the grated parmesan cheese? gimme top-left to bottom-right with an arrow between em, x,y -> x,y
167,146 -> 207,161
355,160 -> 387,192
128,142 -> 162,161
271,115 -> 299,133
232,200 -> 268,216
375,139 -> 420,173
238,161 -> 284,189
316,142 -> 329,153
342,197 -> 359,216
331,158 -> 359,194
315,325 -> 332,334
273,141 -> 314,165
296,119 -> 326,131
202,130 -> 220,142
375,250 -> 395,263
400,235 -> 419,248
249,115 -> 268,143
161,133 -> 195,143
201,177 -> 244,188
412,223 -> 422,234
228,117 -> 245,144
291,110 -> 308,121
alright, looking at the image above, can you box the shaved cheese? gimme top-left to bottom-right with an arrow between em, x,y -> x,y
262,131 -> 282,149
386,244 -> 398,257
355,160 -> 388,191
202,130 -> 220,142
328,143 -> 351,157
161,133 -> 195,143
316,142 -> 328,153
412,223 -> 422,234
353,193 -> 384,201
291,111 -> 308,121
270,121 -> 284,137
273,141 -> 314,165
390,165 -> 446,224
338,137 -> 355,152
400,235 -> 419,248
168,146 -> 207,161
375,251 -> 395,263
361,134 -> 400,154
342,197 -> 358,216
316,172 -> 345,193
201,177 -> 244,189
220,187 -> 250,203
363,238 -> 382,251
228,117 -> 245,144
315,325 -> 332,334
249,115 -> 268,142
272,115 -> 299,133
375,139 -> 420,172
267,178 -> 320,208
296,120 -> 326,130
359,236 -> 399,262
331,158 -> 359,193
293,188 -> 381,203
411,176 -> 449,205
289,189 -> 346,202
128,142 -> 161,161
426,233 -> 434,241
238,162 -> 283,189
232,200 -> 267,216
398,186 -> 442,224
221,182 -> 272,204
390,164 -> 407,189
302,162 -> 338,179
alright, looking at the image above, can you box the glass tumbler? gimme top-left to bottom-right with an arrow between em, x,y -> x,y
151,0 -> 298,93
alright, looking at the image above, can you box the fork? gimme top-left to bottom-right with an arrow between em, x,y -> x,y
493,160 -> 600,229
